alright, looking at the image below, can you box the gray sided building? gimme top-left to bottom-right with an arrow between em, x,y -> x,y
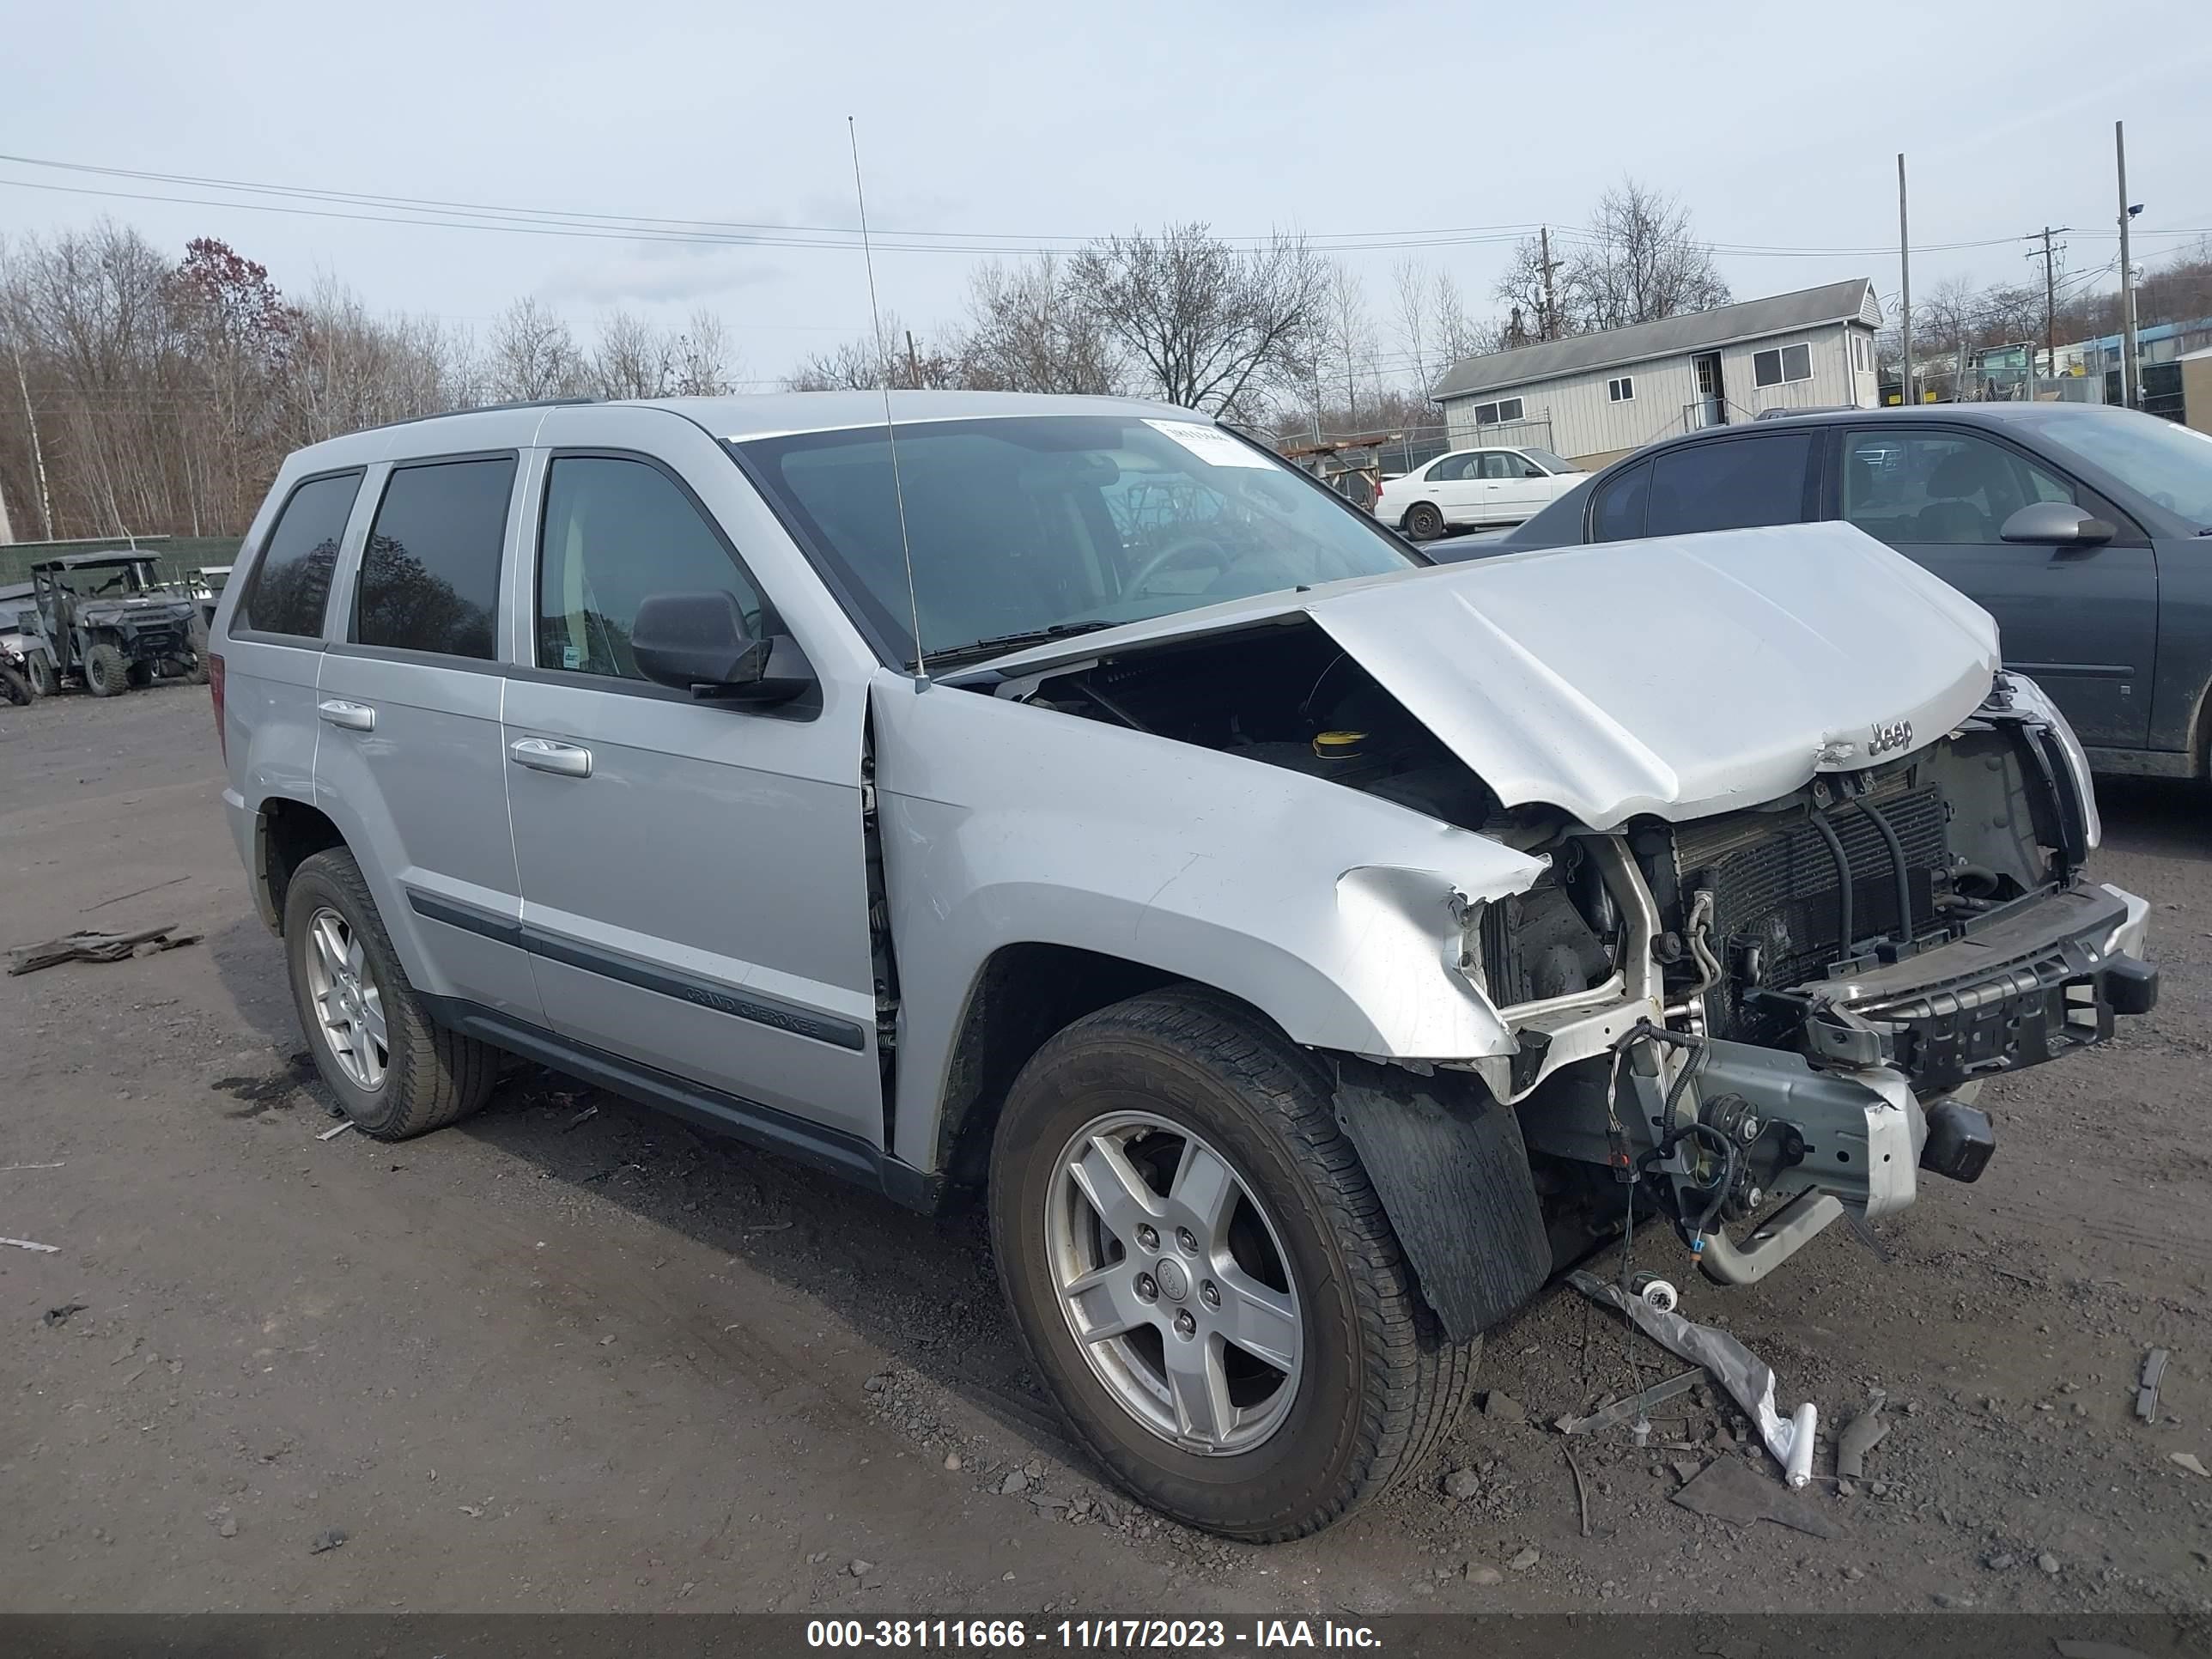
1432,278 -> 1883,468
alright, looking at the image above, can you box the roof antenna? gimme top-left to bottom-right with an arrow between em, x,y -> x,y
848,116 -> 927,686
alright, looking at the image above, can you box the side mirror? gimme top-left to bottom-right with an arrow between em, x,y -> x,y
630,590 -> 813,706
2000,501 -> 2115,546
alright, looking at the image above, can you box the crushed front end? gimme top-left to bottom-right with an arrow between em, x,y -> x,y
1515,673 -> 2156,1285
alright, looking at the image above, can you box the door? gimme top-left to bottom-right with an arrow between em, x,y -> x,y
1421,452 -> 1484,524
1692,352 -> 1726,427
313,453 -> 544,1022
501,447 -> 885,1145
1834,427 -> 2158,749
221,468 -> 369,894
1474,452 -> 1528,520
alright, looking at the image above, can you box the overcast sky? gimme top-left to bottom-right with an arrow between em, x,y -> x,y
5,0 -> 2209,387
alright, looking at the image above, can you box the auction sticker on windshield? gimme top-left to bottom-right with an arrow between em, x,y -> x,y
1143,419 -> 1274,468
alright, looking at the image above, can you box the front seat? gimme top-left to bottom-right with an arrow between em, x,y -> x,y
1915,447 -> 2014,544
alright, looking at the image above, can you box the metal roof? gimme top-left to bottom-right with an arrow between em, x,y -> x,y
1431,279 -> 1879,402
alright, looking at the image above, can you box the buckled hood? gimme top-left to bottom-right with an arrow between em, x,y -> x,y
973,520 -> 2000,830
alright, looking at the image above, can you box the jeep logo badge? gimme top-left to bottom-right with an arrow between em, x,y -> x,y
1869,718 -> 1914,757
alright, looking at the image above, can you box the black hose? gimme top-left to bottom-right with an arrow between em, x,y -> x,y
1856,797 -> 1914,946
1808,809 -> 1855,953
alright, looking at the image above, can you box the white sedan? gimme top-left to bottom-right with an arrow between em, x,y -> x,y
1376,446 -> 1583,539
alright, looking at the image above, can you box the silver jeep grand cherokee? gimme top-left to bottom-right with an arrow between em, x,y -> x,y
211,392 -> 2156,1540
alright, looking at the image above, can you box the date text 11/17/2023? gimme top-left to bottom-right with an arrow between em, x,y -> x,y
805,1619 -> 1384,1649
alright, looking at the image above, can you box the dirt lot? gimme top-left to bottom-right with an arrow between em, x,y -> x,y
3,682 -> 2209,1618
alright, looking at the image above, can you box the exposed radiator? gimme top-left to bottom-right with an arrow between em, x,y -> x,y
1671,782 -> 1948,1038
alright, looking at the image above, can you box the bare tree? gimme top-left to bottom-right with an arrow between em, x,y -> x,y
589,309 -> 674,399
786,312 -> 969,392
1322,263 -> 1379,428
1389,259 -> 1433,398
1491,234 -> 1571,343
486,297 -> 584,402
963,256 -> 1120,394
1068,224 -> 1328,417
668,308 -> 739,397
1426,271 -> 1486,368
278,277 -> 476,447
1917,276 -> 1981,392
1563,179 -> 1730,332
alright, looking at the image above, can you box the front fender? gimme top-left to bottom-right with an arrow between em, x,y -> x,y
870,673 -> 1546,1170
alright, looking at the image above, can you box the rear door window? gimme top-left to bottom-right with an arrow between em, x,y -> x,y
352,456 -> 516,659
1644,434 -> 1814,537
1592,461 -> 1650,541
238,471 -> 363,639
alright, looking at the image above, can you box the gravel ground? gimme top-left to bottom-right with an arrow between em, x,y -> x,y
2,683 -> 2209,1616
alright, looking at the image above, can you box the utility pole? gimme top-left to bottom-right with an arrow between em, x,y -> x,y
1538,227 -> 1563,342
904,330 -> 921,389
13,350 -> 54,541
1897,154 -> 1915,408
2028,227 -> 2071,381
2116,121 -> 2142,410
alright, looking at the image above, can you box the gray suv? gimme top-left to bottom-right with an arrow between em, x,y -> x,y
213,392 -> 2155,1540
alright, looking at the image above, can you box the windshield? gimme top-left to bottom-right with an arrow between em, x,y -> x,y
1522,448 -> 1579,474
2043,410 -> 2212,529
737,414 -> 1422,667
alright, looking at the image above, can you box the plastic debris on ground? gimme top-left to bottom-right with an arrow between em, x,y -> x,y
1567,1268 -> 1819,1487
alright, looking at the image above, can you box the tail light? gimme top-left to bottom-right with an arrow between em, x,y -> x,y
209,653 -> 228,763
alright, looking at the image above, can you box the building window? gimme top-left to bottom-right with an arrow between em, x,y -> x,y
1608,376 -> 1635,402
1472,397 -> 1524,425
1753,343 -> 1814,388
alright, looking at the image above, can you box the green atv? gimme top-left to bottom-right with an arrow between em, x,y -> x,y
30,553 -> 210,698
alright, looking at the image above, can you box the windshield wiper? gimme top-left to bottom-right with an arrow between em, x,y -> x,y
910,619 -> 1112,672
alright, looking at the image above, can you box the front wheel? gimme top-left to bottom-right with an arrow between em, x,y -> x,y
1401,501 -> 1445,541
26,653 -> 58,697
989,988 -> 1477,1540
83,643 -> 131,696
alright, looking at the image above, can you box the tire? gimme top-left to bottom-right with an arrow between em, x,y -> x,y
184,618 -> 210,684
83,643 -> 131,697
1402,502 -> 1445,541
27,653 -> 58,697
0,664 -> 30,707
283,848 -> 499,1139
989,987 -> 1479,1540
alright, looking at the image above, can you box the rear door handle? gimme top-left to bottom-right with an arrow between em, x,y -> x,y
317,699 -> 376,732
509,737 -> 592,778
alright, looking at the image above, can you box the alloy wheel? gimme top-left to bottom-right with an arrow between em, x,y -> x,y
1043,1110 -> 1304,1455
305,906 -> 388,1091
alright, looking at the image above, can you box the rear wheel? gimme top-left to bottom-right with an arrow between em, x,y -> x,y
0,664 -> 31,706
83,643 -> 131,697
184,618 -> 211,684
283,848 -> 499,1139
1402,501 -> 1445,541
989,988 -> 1478,1540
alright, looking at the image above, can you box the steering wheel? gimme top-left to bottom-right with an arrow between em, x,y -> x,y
1126,534 -> 1238,596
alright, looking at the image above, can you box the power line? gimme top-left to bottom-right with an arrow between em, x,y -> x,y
3,151 -> 2203,262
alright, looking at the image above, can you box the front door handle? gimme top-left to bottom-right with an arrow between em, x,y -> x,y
317,699 -> 376,732
509,737 -> 592,778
